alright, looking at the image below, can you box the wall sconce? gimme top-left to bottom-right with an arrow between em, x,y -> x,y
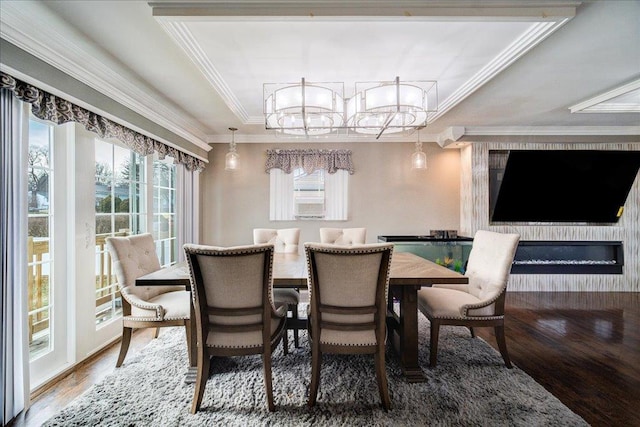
411,141 -> 427,170
225,127 -> 239,171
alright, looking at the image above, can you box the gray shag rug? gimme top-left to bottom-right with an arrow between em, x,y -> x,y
44,316 -> 587,427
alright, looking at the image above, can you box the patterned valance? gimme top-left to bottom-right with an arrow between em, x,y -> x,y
265,149 -> 354,174
0,72 -> 205,172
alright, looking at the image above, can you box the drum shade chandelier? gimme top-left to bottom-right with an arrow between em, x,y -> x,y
264,77 -> 437,138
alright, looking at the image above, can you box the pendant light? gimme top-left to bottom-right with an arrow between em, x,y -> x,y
411,131 -> 427,170
225,127 -> 239,171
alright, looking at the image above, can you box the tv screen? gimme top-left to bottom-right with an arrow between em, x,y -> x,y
491,150 -> 640,223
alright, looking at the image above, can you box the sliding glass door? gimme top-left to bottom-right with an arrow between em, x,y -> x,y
27,118 -> 71,387
25,118 -> 182,389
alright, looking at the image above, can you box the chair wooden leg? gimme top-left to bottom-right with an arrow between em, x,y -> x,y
184,321 -> 194,367
308,344 -> 321,407
495,324 -> 512,368
116,326 -> 132,368
154,327 -> 160,339
469,326 -> 476,338
282,326 -> 289,355
191,349 -> 211,414
429,320 -> 440,367
375,346 -> 391,411
292,304 -> 299,348
262,352 -> 275,412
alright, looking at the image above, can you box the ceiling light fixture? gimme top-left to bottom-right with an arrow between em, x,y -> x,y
225,127 -> 239,171
411,130 -> 427,170
264,77 -> 437,139
347,77 -> 437,139
264,78 -> 344,137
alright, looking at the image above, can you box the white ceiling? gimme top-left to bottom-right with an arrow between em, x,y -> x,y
1,0 -> 639,152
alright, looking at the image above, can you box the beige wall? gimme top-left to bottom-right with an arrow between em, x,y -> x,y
200,141 -> 462,247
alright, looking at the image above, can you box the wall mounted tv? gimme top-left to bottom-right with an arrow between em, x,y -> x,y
491,150 -> 640,223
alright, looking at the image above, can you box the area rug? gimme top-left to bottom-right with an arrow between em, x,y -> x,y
43,316 -> 587,427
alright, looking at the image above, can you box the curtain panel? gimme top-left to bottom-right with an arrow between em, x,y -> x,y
1,89 -> 30,424
0,72 -> 205,172
265,149 -> 354,175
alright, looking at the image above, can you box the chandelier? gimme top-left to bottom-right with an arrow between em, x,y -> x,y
264,76 -> 437,138
264,78 -> 344,136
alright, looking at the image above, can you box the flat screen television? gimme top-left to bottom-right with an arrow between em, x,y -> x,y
491,150 -> 640,223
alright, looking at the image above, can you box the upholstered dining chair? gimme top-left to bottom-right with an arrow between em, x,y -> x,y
417,229 -> 520,368
305,242 -> 394,410
106,233 -> 192,368
253,228 -> 300,253
319,227 -> 367,245
253,228 -> 302,354
183,243 -> 287,414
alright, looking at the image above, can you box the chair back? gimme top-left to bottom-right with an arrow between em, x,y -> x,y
466,230 -> 520,303
184,243 -> 278,349
305,243 -> 393,346
253,228 -> 301,253
106,233 -> 180,301
319,227 -> 366,245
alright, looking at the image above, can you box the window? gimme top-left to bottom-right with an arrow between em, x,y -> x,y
27,119 -> 54,360
93,142 -> 180,324
94,140 -> 146,325
270,168 -> 349,221
293,168 -> 325,218
152,158 -> 177,266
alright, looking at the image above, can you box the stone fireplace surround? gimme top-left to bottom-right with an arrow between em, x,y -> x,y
460,142 -> 639,292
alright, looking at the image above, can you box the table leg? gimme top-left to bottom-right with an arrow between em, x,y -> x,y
388,285 -> 426,382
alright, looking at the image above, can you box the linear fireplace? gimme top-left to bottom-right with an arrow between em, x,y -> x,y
511,241 -> 624,274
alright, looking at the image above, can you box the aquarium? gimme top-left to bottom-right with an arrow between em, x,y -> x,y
378,236 -> 473,274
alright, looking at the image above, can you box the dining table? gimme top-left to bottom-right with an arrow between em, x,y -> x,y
135,251 -> 468,383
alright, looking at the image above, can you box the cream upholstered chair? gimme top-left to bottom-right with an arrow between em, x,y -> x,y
253,228 -> 300,253
253,228 -> 301,354
305,242 -> 394,410
319,227 -> 366,245
183,243 -> 287,414
417,230 -> 520,368
106,233 -> 191,367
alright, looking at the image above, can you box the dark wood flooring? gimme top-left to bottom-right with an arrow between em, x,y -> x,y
476,292 -> 640,427
9,292 -> 640,427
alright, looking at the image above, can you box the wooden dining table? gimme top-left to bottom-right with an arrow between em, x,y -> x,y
136,251 -> 468,383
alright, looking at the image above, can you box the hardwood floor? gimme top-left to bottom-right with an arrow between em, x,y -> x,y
9,292 -> 640,427
476,292 -> 640,427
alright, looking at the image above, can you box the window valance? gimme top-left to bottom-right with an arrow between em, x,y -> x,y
0,72 -> 205,172
265,149 -> 354,175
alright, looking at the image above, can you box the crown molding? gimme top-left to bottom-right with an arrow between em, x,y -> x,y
206,132 -> 441,144
0,1 -> 211,152
156,19 -> 251,123
569,78 -> 640,113
436,126 -> 466,148
428,19 -> 569,123
463,126 -> 640,136
150,1 -> 580,19
204,125 -> 640,145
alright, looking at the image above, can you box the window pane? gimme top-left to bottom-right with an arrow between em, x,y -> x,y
152,159 -> 177,265
293,168 -> 325,218
28,216 -> 49,239
27,119 -> 53,360
28,167 -> 50,215
114,214 -> 131,233
154,162 -> 172,187
28,120 -> 50,167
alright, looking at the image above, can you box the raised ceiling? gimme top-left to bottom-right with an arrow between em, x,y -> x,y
1,1 -> 639,153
